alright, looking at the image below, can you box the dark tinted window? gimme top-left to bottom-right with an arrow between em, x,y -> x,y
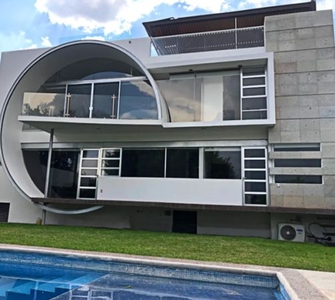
275,175 -> 322,184
121,149 -> 164,177
205,150 -> 241,179
167,149 -> 199,178
23,150 -> 48,193
48,150 -> 79,198
244,160 -> 265,169
23,149 -> 80,198
245,194 -> 266,205
273,144 -> 320,152
274,159 -> 321,168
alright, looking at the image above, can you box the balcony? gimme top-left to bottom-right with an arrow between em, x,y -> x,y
19,78 -> 163,132
151,26 -> 264,56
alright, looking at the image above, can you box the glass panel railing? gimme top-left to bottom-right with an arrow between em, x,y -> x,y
119,81 -> 158,120
22,80 -> 159,121
22,92 -> 65,117
66,85 -> 91,118
151,26 -> 264,56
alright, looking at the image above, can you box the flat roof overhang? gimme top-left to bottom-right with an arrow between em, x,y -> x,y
18,115 -> 163,134
18,116 -> 276,133
143,1 -> 316,37
32,197 -> 335,215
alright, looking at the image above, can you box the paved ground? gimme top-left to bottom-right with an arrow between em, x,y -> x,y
0,244 -> 333,299
298,270 -> 335,300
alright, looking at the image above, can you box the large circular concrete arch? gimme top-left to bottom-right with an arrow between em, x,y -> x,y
0,40 -> 166,214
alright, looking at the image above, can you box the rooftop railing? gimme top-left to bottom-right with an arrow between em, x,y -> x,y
151,26 -> 264,56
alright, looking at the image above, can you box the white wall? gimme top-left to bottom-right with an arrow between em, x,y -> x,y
0,167 -> 42,223
45,205 -> 172,232
98,177 -> 243,206
198,210 -> 271,238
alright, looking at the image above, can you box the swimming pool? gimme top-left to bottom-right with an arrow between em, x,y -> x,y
0,248 -> 290,300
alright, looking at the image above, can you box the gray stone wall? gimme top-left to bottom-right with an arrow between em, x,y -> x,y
265,10 -> 335,209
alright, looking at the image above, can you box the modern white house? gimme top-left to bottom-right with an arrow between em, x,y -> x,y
0,0 -> 334,241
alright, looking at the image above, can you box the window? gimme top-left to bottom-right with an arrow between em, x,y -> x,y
157,77 -> 202,122
275,175 -> 322,184
273,144 -> 320,152
243,147 -> 267,205
204,149 -> 241,179
274,159 -> 321,168
23,150 -> 48,193
67,84 -> 91,118
121,149 -> 164,177
92,83 -> 119,119
119,81 -> 158,120
241,67 -> 267,120
157,70 -> 241,122
166,149 -> 199,178
101,149 -> 121,176
48,150 -> 79,198
272,144 -> 322,185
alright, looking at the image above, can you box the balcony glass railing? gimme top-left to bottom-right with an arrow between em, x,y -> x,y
151,26 -> 264,56
22,92 -> 65,117
22,80 -> 159,120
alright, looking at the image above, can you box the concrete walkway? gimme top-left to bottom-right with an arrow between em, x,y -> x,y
299,270 -> 335,300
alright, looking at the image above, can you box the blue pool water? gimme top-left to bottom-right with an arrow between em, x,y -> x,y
0,250 -> 290,300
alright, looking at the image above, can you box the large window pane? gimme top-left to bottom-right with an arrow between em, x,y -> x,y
158,73 -> 240,122
166,149 -> 199,178
92,83 -> 119,119
22,89 -> 65,117
48,150 -> 79,198
205,149 -> 241,179
200,73 -> 240,121
222,75 -> 240,121
67,85 -> 91,118
157,78 -> 202,122
119,81 -> 158,120
23,149 -> 81,198
23,150 -> 48,193
121,149 -> 164,177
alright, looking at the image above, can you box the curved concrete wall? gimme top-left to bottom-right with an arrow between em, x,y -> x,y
0,41 -> 166,201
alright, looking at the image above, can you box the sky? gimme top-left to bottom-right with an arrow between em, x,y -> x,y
0,0 -> 334,54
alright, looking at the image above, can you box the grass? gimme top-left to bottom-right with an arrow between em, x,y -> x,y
0,223 -> 334,272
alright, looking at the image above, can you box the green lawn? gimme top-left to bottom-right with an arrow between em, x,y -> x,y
0,223 -> 334,272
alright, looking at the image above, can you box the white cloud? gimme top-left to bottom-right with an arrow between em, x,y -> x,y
41,36 -> 52,47
81,35 -> 106,41
34,0 -> 230,36
317,0 -> 335,12
0,31 -> 37,53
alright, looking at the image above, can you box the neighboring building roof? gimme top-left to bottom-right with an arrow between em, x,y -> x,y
143,1 -> 316,37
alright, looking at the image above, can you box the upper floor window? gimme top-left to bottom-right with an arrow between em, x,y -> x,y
157,66 -> 267,123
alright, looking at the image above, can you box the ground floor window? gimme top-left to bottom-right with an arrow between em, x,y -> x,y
23,149 -> 79,198
22,145 -> 268,205
204,148 -> 241,179
166,148 -> 199,178
121,149 -> 165,177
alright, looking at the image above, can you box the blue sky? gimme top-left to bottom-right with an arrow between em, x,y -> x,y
0,0 -> 334,54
